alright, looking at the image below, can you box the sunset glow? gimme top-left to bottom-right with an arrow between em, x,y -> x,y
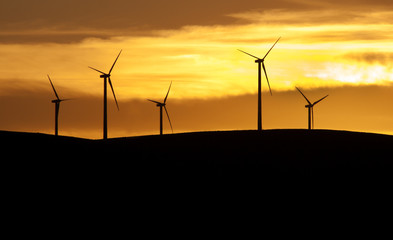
1,0 -> 393,138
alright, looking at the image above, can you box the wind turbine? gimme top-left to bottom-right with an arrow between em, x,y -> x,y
295,87 -> 329,130
89,50 -> 121,140
238,37 -> 280,131
48,75 -> 70,136
147,82 -> 173,135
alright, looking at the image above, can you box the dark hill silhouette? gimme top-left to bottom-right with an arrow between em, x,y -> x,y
3,129 -> 392,183
3,129 -> 392,227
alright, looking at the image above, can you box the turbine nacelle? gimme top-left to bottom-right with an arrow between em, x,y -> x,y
88,68 -> 111,79
52,99 -> 62,103
100,74 -> 110,78
255,59 -> 264,63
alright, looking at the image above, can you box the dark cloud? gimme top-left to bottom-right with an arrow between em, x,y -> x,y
7,0 -> 393,43
0,1 -> 303,35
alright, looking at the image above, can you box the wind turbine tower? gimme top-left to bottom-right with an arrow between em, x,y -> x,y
296,87 -> 329,130
48,75 -> 69,136
147,81 -> 173,135
89,50 -> 122,140
238,37 -> 280,131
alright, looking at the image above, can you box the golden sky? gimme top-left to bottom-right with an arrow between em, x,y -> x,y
1,0 -> 393,138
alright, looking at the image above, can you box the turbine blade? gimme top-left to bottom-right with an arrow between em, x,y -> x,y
295,87 -> 312,105
237,49 -> 260,59
164,81 -> 172,103
313,95 -> 329,106
108,49 -> 122,74
147,99 -> 162,104
262,62 -> 272,96
48,75 -> 60,100
108,77 -> 119,110
262,37 -> 281,60
164,106 -> 173,133
89,66 -> 107,75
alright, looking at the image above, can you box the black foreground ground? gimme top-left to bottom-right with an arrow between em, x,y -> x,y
3,129 -> 393,232
3,129 -> 392,182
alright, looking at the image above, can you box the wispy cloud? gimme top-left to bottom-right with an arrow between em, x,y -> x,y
2,18 -> 393,99
343,52 -> 393,68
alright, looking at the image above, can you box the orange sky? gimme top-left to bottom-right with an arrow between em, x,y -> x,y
1,0 -> 393,138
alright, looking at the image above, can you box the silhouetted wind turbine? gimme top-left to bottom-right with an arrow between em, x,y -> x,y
147,82 -> 173,135
89,50 -> 122,140
296,87 -> 329,130
48,75 -> 70,136
238,37 -> 280,131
